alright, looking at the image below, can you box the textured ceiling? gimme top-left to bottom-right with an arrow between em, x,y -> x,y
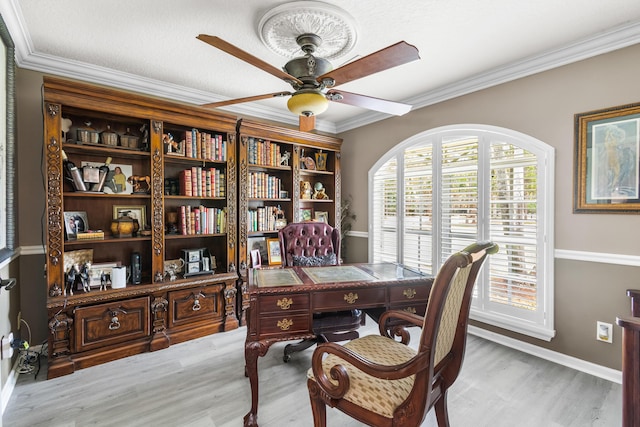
2,0 -> 640,133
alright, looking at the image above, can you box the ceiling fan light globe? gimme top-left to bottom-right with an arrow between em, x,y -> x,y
287,92 -> 329,117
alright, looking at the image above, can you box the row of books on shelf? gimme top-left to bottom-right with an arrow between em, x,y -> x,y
248,172 -> 282,199
178,205 -> 226,235
247,205 -> 283,232
179,167 -> 225,197
166,129 -> 227,161
247,137 -> 285,167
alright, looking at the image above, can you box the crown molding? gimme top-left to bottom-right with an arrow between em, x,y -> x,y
2,0 -> 638,136
336,20 -> 640,133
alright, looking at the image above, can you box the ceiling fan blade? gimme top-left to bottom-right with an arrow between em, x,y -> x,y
318,41 -> 419,87
201,91 -> 291,108
326,90 -> 413,116
197,35 -> 303,86
299,115 -> 316,132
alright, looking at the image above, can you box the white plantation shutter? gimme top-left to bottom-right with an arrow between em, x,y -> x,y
371,157 -> 398,263
403,144 -> 434,272
369,125 -> 555,340
440,136 -> 479,262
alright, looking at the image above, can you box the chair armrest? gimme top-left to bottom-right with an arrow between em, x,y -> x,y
377,309 -> 424,344
311,340 -> 426,399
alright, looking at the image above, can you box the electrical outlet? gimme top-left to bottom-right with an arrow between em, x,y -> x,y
1,332 -> 14,359
597,321 -> 613,343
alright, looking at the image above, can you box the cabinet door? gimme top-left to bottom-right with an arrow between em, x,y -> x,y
74,297 -> 150,352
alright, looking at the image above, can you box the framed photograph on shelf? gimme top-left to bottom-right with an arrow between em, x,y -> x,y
314,211 -> 328,223
81,161 -> 133,194
266,238 -> 282,265
63,211 -> 89,239
574,102 -> 640,212
113,205 -> 147,230
87,262 -> 120,288
300,208 -> 313,222
247,236 -> 268,264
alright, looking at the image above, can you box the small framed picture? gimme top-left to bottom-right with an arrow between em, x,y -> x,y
113,205 -> 147,231
314,211 -> 329,223
266,238 -> 282,265
81,161 -> 133,194
250,249 -> 262,268
247,237 -> 268,262
87,262 -> 119,289
63,211 -> 89,239
300,208 -> 313,222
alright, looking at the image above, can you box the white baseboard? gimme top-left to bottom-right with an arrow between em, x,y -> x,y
1,356 -> 21,416
468,325 -> 622,384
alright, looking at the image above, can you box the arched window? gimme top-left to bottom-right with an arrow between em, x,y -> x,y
369,125 -> 555,340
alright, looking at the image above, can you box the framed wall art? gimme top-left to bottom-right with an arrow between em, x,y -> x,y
574,102 -> 640,213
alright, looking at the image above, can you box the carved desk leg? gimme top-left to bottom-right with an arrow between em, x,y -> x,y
244,339 -> 273,427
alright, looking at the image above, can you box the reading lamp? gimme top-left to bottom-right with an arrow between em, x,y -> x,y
0,277 -> 17,291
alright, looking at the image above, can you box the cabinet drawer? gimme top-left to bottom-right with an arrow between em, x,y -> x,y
74,297 -> 150,353
389,285 -> 430,303
168,285 -> 224,329
313,287 -> 386,311
259,294 -> 309,314
390,302 -> 427,318
259,314 -> 311,339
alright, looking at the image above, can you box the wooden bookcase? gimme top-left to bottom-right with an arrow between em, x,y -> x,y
236,119 -> 342,324
43,77 -> 239,378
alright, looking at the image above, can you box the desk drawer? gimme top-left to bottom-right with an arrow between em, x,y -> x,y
389,285 -> 430,303
313,287 -> 386,311
390,302 -> 427,317
260,294 -> 309,314
74,297 -> 150,353
259,314 -> 311,338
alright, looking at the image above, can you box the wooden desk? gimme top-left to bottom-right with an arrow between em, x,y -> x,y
243,263 -> 433,426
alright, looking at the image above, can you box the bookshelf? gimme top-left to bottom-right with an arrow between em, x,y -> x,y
43,77 -> 238,378
236,119 -> 342,323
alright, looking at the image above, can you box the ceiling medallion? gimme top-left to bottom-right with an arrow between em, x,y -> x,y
258,1 -> 358,60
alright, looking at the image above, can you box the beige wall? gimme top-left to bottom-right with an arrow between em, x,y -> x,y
11,44 -> 640,374
339,43 -> 640,370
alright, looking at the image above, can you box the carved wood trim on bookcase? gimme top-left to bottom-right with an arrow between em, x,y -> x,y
45,103 -> 64,297
227,133 -> 237,262
293,145 -> 301,221
335,152 -> 342,236
151,121 -> 164,282
239,136 -> 249,268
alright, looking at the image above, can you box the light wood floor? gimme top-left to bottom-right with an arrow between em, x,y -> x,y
2,317 -> 621,427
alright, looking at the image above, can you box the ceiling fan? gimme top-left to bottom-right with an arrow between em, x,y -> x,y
197,33 -> 420,131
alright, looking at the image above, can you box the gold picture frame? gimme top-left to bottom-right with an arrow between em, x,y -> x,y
113,205 -> 147,230
574,102 -> 640,212
266,238 -> 282,265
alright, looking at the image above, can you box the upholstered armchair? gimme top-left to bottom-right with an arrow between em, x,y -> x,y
307,241 -> 498,427
278,222 -> 364,362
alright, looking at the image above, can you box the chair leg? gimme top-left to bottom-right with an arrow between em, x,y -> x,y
434,391 -> 450,427
308,380 -> 327,427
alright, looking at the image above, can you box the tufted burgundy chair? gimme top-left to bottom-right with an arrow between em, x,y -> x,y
278,222 -> 363,362
278,221 -> 341,267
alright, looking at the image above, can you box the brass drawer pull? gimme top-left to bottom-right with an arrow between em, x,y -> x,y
403,288 -> 417,299
193,298 -> 201,311
277,297 -> 293,310
277,318 -> 293,331
403,306 -> 417,314
344,292 -> 358,304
